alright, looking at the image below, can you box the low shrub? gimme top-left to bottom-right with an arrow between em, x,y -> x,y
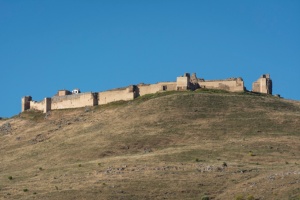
247,195 -> 255,200
201,195 -> 210,200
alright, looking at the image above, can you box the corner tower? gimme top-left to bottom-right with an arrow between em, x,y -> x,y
21,96 -> 32,112
252,74 -> 272,94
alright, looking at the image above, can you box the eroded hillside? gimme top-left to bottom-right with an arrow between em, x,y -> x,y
1,91 -> 300,200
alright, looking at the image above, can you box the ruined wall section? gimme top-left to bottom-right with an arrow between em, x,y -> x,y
252,74 -> 272,94
137,82 -> 177,96
51,92 -> 97,110
98,86 -> 136,105
189,73 -> 200,90
199,78 -> 244,92
21,96 -> 32,112
30,99 -> 46,111
21,97 -> 51,113
176,73 -> 199,90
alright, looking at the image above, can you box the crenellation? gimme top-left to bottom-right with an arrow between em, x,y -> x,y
21,72 -> 273,113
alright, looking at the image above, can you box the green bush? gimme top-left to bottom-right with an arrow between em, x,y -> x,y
23,189 -> 28,192
8,176 -> 13,180
247,195 -> 255,200
201,195 -> 210,200
235,195 -> 244,200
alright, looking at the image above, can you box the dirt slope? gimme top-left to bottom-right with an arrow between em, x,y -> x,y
1,91 -> 300,200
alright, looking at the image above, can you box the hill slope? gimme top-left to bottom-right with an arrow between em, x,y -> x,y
1,91 -> 300,200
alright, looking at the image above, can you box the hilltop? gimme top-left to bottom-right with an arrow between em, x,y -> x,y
1,90 -> 300,200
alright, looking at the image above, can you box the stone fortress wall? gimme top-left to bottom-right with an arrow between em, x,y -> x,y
22,96 -> 51,114
51,92 -> 97,110
199,78 -> 244,92
137,82 -> 177,96
21,73 -> 272,113
98,86 -> 136,105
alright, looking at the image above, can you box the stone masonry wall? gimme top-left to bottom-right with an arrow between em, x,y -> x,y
199,79 -> 244,92
27,98 -> 51,113
98,87 -> 135,105
30,99 -> 46,111
21,96 -> 31,112
252,74 -> 272,94
176,77 -> 189,90
137,82 -> 177,96
51,92 -> 96,110
21,73 -> 272,113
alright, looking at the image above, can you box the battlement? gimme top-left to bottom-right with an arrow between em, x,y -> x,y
21,73 -> 272,113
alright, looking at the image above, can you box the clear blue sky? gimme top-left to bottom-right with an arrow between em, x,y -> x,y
1,0 -> 299,117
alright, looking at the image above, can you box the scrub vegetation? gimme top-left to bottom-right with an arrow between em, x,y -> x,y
1,91 -> 299,199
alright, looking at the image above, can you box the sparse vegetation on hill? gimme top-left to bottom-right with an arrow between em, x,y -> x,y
1,91 -> 299,200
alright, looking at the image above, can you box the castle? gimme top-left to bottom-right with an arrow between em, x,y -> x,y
21,73 -> 272,113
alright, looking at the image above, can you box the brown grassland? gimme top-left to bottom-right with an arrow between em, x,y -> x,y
0,90 -> 299,200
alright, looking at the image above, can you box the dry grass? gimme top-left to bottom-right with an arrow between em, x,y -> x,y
0,91 -> 300,200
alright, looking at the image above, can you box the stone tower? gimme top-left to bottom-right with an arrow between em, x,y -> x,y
252,74 -> 272,94
21,96 -> 32,112
176,73 -> 190,90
